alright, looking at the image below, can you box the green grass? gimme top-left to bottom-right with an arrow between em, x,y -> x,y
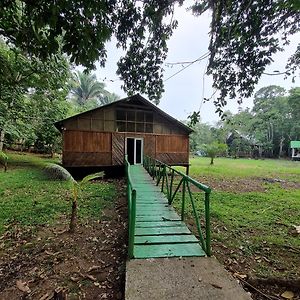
188,156 -> 300,181
0,152 -> 116,234
173,157 -> 300,278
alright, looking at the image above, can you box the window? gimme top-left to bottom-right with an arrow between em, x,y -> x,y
136,111 -> 144,122
145,112 -> 153,122
116,121 -> 126,132
116,109 -> 153,133
136,122 -> 144,132
116,110 -> 126,121
127,122 -> 135,132
145,123 -> 153,133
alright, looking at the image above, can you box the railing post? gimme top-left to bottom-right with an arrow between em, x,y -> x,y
142,155 -> 212,257
128,189 -> 137,259
161,165 -> 166,192
205,192 -> 211,256
156,163 -> 161,186
152,158 -> 155,179
181,178 -> 186,221
169,169 -> 174,205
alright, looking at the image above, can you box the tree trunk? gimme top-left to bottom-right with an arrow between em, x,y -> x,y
210,157 -> 214,165
279,136 -> 285,158
69,200 -> 77,233
259,145 -> 263,158
0,129 -> 5,152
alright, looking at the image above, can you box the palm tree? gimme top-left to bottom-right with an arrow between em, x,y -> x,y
71,71 -> 106,106
99,91 -> 119,106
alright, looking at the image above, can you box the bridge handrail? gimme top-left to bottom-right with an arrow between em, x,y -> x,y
125,155 -> 136,258
143,155 -> 211,256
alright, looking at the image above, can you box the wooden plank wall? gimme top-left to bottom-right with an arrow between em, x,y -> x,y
112,133 -> 125,165
63,131 -> 112,166
63,131 -> 189,167
110,133 -> 188,166
155,135 -> 189,165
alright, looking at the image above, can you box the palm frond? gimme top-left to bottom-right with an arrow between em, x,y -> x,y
80,172 -> 104,186
0,151 -> 8,167
70,71 -> 106,105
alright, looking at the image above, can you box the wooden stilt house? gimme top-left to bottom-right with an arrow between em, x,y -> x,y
55,94 -> 192,170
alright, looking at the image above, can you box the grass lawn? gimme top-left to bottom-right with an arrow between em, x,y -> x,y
174,157 -> 300,279
189,156 -> 300,180
0,152 -> 116,235
0,152 -> 127,299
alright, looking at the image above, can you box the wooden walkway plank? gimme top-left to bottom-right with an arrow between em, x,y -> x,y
135,221 -> 186,228
134,243 -> 206,258
130,165 -> 205,259
134,235 -> 199,244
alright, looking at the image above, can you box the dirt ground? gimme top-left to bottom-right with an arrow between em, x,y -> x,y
212,230 -> 300,300
184,218 -> 300,300
1,175 -> 299,300
0,180 -> 128,300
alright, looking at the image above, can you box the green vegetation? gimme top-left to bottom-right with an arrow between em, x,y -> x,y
188,157 -> 300,180
202,142 -> 227,165
44,163 -> 104,233
0,42 -> 119,155
0,152 -> 116,234
70,71 -> 119,112
0,151 -> 8,171
1,1 -> 299,108
190,85 -> 300,158
175,157 -> 300,278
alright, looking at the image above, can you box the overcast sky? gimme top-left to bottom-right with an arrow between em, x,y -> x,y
92,2 -> 300,124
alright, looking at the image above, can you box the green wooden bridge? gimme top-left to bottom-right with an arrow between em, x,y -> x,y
126,156 -> 211,259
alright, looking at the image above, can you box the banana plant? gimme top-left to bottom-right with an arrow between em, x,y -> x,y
0,151 -> 8,172
44,164 -> 104,233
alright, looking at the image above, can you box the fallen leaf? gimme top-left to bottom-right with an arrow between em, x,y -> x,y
88,265 -> 102,273
211,283 -> 222,289
86,274 -> 97,281
233,272 -> 247,280
16,280 -> 30,293
293,225 -> 300,234
281,291 -> 294,299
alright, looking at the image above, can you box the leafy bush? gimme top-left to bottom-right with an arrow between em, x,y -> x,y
0,151 -> 8,171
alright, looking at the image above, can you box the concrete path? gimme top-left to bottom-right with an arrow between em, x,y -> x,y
125,257 -> 252,300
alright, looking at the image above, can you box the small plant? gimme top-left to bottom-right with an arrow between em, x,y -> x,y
44,163 -> 104,233
202,142 -> 227,165
0,151 -> 8,172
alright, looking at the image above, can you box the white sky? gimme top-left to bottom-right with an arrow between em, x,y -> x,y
92,2 -> 300,124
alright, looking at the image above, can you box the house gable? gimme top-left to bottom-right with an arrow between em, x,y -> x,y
55,94 -> 192,135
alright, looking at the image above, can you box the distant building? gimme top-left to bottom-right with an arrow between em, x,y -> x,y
290,141 -> 300,161
226,130 -> 261,158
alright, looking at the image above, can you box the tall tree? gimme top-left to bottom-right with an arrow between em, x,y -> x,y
0,1 -> 180,102
288,87 -> 300,140
192,0 -> 300,114
99,92 -> 119,106
252,86 -> 293,157
0,40 -> 71,151
71,72 -> 106,106
70,71 -> 119,112
0,1 -> 299,109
